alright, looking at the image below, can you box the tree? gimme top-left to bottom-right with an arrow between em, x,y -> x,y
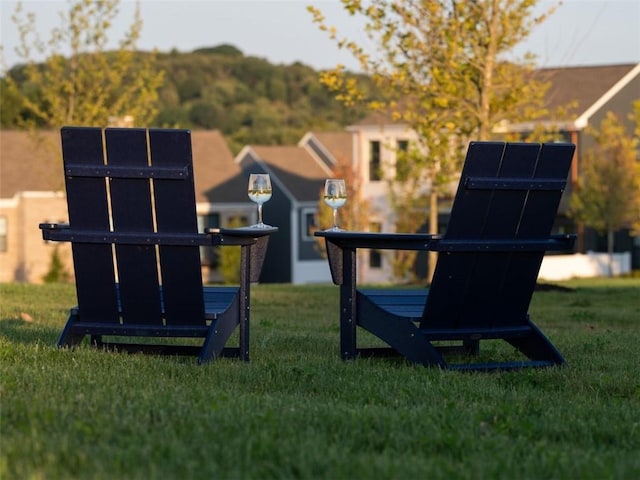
218,217 -> 244,285
309,0 -> 558,282
570,112 -> 640,276
314,161 -> 371,262
4,0 -> 163,128
42,246 -> 71,283
631,100 -> 640,236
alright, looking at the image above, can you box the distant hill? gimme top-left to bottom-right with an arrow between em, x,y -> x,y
2,44 -> 372,154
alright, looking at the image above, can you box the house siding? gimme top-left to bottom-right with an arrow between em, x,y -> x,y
257,189 -> 292,283
0,192 -> 71,283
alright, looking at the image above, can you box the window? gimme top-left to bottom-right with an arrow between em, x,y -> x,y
369,140 -> 381,181
0,216 -> 6,252
369,250 -> 382,268
369,222 -> 382,268
301,208 -> 318,241
396,139 -> 410,181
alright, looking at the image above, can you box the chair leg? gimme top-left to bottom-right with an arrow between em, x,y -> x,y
358,296 -> 446,368
506,321 -> 566,366
198,294 -> 241,363
57,312 -> 86,347
463,339 -> 480,355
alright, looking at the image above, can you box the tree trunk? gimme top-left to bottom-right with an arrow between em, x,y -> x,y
427,190 -> 438,283
607,228 -> 615,277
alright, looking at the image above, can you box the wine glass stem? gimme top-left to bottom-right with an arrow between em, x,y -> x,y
333,208 -> 338,229
258,204 -> 263,225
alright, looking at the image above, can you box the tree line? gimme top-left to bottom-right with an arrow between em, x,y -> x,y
2,43 -> 374,153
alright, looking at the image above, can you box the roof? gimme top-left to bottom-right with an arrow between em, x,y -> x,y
534,63 -> 639,121
348,63 -> 640,128
0,130 -> 62,198
247,145 -> 328,202
304,131 -> 354,167
189,130 -> 246,203
0,129 -> 240,203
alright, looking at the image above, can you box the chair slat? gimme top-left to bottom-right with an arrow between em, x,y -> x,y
149,129 -> 206,326
500,143 -> 575,323
106,128 -> 163,325
457,143 -> 540,329
62,127 -> 119,323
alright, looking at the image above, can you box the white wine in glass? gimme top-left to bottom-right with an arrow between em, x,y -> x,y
248,173 -> 272,228
323,179 -> 347,231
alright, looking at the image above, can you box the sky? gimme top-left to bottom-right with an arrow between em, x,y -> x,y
1,0 -> 639,72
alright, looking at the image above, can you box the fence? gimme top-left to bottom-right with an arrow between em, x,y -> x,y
539,252 -> 632,280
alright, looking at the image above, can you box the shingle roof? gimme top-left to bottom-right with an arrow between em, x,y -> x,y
349,63 -> 639,127
190,130 -> 246,203
0,130 -> 62,198
306,131 -> 354,167
0,129 -> 240,203
534,63 -> 639,119
250,145 -> 327,202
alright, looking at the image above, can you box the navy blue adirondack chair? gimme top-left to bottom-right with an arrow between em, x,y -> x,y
315,141 -> 576,370
40,126 -> 277,363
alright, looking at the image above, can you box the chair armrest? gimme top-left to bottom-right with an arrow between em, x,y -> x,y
39,228 -> 220,246
40,226 -> 278,247
434,234 -> 577,252
39,222 -> 70,230
39,223 -> 70,242
314,231 -> 441,285
314,231 -> 442,251
208,226 -> 278,245
314,231 -> 576,285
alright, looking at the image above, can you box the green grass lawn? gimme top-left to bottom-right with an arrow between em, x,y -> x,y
1,279 -> 639,479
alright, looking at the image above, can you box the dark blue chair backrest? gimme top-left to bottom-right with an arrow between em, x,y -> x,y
62,127 -> 205,326
422,142 -> 574,330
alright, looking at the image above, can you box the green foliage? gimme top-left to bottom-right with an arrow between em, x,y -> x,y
1,279 -> 639,478
632,100 -> 640,236
218,217 -> 244,285
4,0 -> 164,128
219,245 -> 241,285
193,44 -> 243,57
151,49 -> 371,152
309,0 -> 561,281
0,77 -> 23,127
3,39 -> 371,153
570,112 -> 639,254
41,247 -> 70,284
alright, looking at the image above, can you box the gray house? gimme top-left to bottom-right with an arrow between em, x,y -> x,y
501,63 -> 640,266
235,144 -> 334,283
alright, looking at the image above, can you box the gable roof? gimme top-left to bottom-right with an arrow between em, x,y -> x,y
189,130 -> 246,203
239,145 -> 327,202
0,129 -> 239,204
535,63 -> 640,125
300,131 -> 354,169
0,130 -> 62,198
349,63 -> 640,129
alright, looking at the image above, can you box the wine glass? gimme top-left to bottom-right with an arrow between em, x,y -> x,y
248,173 -> 272,228
323,179 -> 347,231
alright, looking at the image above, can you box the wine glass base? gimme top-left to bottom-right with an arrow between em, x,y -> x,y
323,226 -> 345,232
248,222 -> 274,229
